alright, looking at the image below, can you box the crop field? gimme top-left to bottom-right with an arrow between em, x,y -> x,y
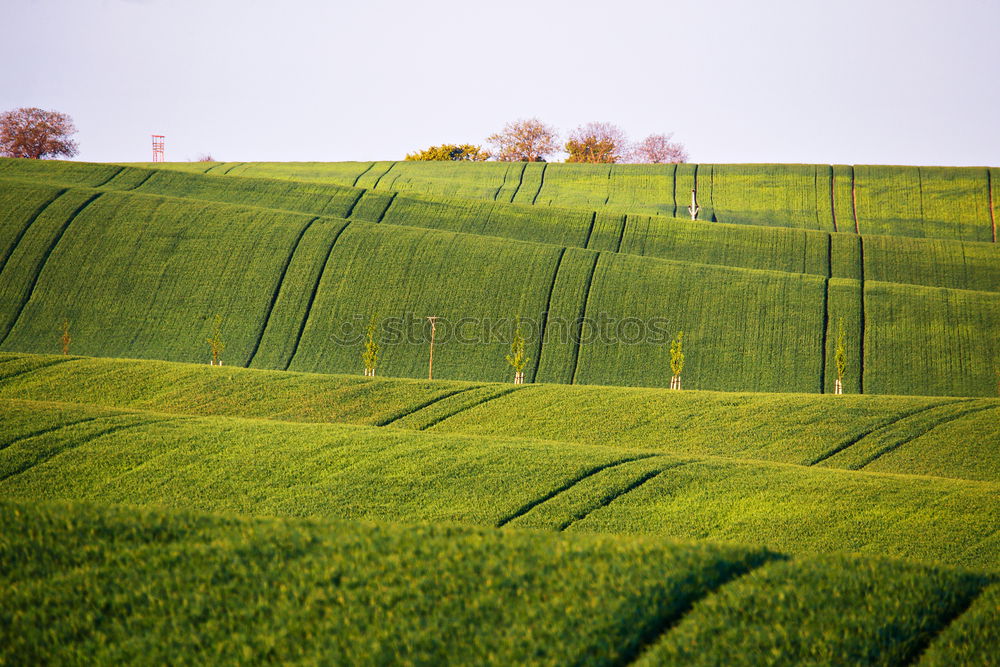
0,156 -> 997,662
134,160 -> 998,242
3,354 -> 999,478
0,395 -> 996,568
1,159 -> 998,396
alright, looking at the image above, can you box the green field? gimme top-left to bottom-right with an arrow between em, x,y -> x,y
1,159 -> 997,396
0,156 -> 997,662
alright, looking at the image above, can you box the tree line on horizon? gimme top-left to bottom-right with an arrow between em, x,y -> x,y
406,118 -> 688,164
1,106 -> 685,166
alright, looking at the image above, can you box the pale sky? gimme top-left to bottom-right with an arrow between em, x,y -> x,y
3,0 -> 998,166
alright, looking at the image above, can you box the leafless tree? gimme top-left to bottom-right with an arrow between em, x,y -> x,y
487,118 -> 559,162
565,122 -> 630,163
0,107 -> 78,159
632,133 -> 688,164
197,154 -> 215,162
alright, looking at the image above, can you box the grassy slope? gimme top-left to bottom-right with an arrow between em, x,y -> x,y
4,499 -> 995,665
636,554 -> 992,666
3,174 -> 996,394
1,396 -> 996,568
129,160 -> 997,241
4,162 -> 997,293
3,353 -> 998,482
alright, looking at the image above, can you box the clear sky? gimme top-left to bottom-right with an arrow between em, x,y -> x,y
3,0 -> 998,166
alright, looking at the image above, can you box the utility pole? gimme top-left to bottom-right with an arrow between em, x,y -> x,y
688,189 -> 699,220
426,316 -> 438,380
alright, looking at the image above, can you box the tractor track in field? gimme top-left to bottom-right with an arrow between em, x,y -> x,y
853,404 -> 999,470
0,357 -> 81,385
806,400 -> 965,466
900,580 -> 992,666
614,214 -> 629,253
709,164 -> 716,221
370,162 -> 396,191
374,387 -> 481,427
245,216 -> 321,367
220,162 -> 245,176
0,188 -> 67,277
495,454 -> 654,528
0,416 -> 108,453
343,190 -> 365,218
671,163 -> 678,218
582,212 -> 597,249
819,275 -> 830,393
532,247 -> 568,382
569,253 -> 601,384
492,164 -> 511,201
93,166 -> 125,188
507,163 -> 527,203
858,235 -> 866,393
375,192 -> 397,223
558,460 -> 691,532
621,555 -> 784,667
851,165 -> 860,234
917,167 -> 925,224
0,416 -> 178,484
351,162 -> 376,188
988,169 -> 996,243
0,192 -> 104,346
283,221 -> 351,371
830,165 -> 838,232
417,386 -> 528,431
531,164 -> 548,205
602,164 -> 613,207
126,170 -> 156,191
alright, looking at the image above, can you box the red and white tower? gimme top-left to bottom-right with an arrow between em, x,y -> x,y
151,135 -> 165,162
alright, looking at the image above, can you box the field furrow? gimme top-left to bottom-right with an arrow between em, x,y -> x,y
637,555 -> 991,666
495,455 -> 653,528
0,191 -> 102,343
0,398 -> 995,567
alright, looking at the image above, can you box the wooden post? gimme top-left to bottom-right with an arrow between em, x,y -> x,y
427,316 -> 438,380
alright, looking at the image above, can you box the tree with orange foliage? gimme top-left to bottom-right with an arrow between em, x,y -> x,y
0,107 -> 78,159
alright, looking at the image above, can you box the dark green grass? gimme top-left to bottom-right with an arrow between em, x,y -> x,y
571,253 -> 827,393
863,234 -> 1000,292
855,165 -> 992,242
2,162 -> 997,395
1,397 -> 996,567
864,281 -> 1000,397
636,555 -> 992,666
284,221 -> 563,381
0,499 -> 775,665
0,191 -> 316,366
0,181 -> 65,275
122,159 -> 996,242
7,499 -> 994,665
918,581 -> 1000,666
0,189 -> 102,341
4,162 -> 995,293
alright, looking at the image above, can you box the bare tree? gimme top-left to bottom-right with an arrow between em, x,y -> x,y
632,133 -> 688,164
565,122 -> 630,163
0,107 -> 78,159
487,118 -> 558,162
196,154 -> 215,162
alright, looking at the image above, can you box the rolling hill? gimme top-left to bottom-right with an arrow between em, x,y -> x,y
0,157 -> 997,663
